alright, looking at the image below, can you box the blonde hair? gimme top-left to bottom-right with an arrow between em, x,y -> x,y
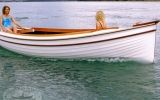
96,11 -> 105,21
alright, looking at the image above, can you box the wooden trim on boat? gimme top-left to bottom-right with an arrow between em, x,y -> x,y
13,20 -> 160,35
17,20 -> 157,34
0,29 -> 156,47
32,27 -> 119,33
22,24 -> 153,38
26,21 -> 158,37
33,27 -> 95,33
30,20 -> 159,34
133,20 -> 160,27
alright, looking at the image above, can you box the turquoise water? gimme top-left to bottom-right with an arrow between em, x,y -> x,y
0,47 -> 157,100
0,1 -> 160,100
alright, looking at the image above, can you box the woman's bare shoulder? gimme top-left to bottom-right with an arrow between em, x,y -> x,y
10,15 -> 15,20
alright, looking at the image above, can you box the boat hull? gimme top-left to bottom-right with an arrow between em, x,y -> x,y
0,22 -> 158,63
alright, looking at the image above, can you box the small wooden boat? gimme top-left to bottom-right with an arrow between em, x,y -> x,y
0,20 -> 159,63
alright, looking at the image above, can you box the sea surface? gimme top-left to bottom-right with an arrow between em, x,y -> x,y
0,1 -> 160,100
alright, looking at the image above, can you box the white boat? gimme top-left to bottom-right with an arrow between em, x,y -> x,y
0,20 -> 159,63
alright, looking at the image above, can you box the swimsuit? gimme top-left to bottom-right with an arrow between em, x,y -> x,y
2,16 -> 12,28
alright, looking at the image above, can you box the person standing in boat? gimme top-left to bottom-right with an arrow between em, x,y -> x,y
0,5 -> 23,34
96,10 -> 107,30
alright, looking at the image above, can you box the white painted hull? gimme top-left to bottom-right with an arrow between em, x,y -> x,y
0,23 -> 158,63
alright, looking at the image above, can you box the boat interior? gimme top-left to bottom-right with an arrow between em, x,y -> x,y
18,28 -> 96,35
17,20 -> 159,36
18,27 -> 120,36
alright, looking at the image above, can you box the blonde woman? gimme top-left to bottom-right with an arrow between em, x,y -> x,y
96,11 -> 107,30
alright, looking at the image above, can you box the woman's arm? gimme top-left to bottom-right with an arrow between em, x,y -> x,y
96,21 -> 101,30
0,16 -> 6,31
11,16 -> 22,28
0,16 -> 3,29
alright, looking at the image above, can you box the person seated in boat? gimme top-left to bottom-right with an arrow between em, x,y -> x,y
0,5 -> 23,34
96,10 -> 107,30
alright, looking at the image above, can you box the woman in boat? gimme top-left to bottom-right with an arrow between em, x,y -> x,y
0,5 -> 23,34
96,10 -> 107,30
